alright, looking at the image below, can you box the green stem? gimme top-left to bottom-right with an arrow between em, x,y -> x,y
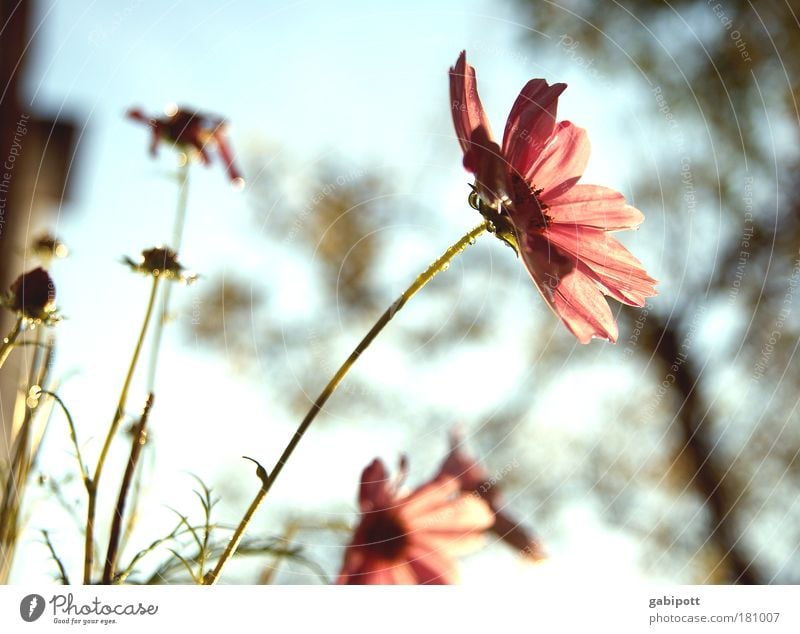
40,390 -> 88,485
146,161 -> 190,391
202,221 -> 489,585
84,275 -> 161,584
0,317 -> 24,371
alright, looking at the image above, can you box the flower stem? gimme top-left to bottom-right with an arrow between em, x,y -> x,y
171,160 -> 192,250
0,316 -> 24,371
84,275 -> 161,584
102,393 -> 154,584
202,221 -> 489,585
0,329 -> 52,583
146,161 -> 190,392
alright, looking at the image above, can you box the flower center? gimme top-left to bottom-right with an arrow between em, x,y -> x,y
509,174 -> 550,229
362,509 -> 409,559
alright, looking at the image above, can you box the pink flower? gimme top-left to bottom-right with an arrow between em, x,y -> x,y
127,106 -> 243,184
449,51 -> 657,343
438,431 -> 546,562
337,458 -> 493,584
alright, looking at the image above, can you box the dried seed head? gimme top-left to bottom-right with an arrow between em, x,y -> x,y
4,267 -> 59,323
123,246 -> 197,284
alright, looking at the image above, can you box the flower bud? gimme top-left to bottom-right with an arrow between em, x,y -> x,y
6,267 -> 57,322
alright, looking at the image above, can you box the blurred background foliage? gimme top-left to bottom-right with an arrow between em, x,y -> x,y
187,0 -> 800,583
2,0 -> 798,584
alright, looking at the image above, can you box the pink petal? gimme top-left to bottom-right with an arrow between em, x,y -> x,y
491,511 -> 547,561
520,232 -> 617,343
449,51 -> 495,155
463,126 -> 510,207
550,269 -> 618,343
502,79 -> 566,178
437,432 -> 494,501
380,560 -> 418,584
519,230 -> 578,286
214,132 -> 243,182
543,184 -> 645,230
448,52 -> 510,206
397,477 -> 459,521
360,568 -> 396,584
149,127 -> 161,157
358,459 -> 392,512
336,549 -> 366,584
194,140 -> 213,165
405,544 -> 459,584
409,493 -> 494,535
526,121 -> 590,198
338,558 -> 405,585
413,529 -> 487,559
545,224 -> 657,306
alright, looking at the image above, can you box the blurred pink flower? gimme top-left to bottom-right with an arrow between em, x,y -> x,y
449,51 -> 657,343
127,106 -> 243,184
438,431 -> 546,562
337,458 -> 493,585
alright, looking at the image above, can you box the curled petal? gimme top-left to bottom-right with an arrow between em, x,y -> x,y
449,51 -> 495,154
359,459 -> 392,512
463,126 -> 510,207
502,79 -> 566,178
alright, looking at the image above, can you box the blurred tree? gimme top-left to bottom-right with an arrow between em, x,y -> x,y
183,1 -> 799,584
512,0 -> 800,583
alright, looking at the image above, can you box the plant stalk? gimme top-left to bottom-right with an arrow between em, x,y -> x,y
0,316 -> 24,371
102,393 -> 154,584
202,221 -> 489,585
84,275 -> 160,584
146,161 -> 190,391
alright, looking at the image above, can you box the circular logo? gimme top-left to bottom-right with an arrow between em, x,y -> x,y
20,594 -> 45,622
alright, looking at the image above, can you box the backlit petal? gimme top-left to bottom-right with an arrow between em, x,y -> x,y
545,224 -> 657,306
520,231 -> 617,343
406,545 -> 459,584
503,79 -> 566,178
526,121 -> 589,197
359,459 -> 392,512
544,184 -> 645,230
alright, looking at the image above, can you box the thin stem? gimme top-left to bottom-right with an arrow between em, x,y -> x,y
103,393 -> 154,584
146,161 -> 190,391
40,390 -> 89,486
259,522 -> 299,585
117,444 -> 151,561
84,275 -> 161,584
171,160 -> 191,250
203,221 -> 489,585
42,530 -> 70,585
0,327 -> 48,583
0,316 -> 24,371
